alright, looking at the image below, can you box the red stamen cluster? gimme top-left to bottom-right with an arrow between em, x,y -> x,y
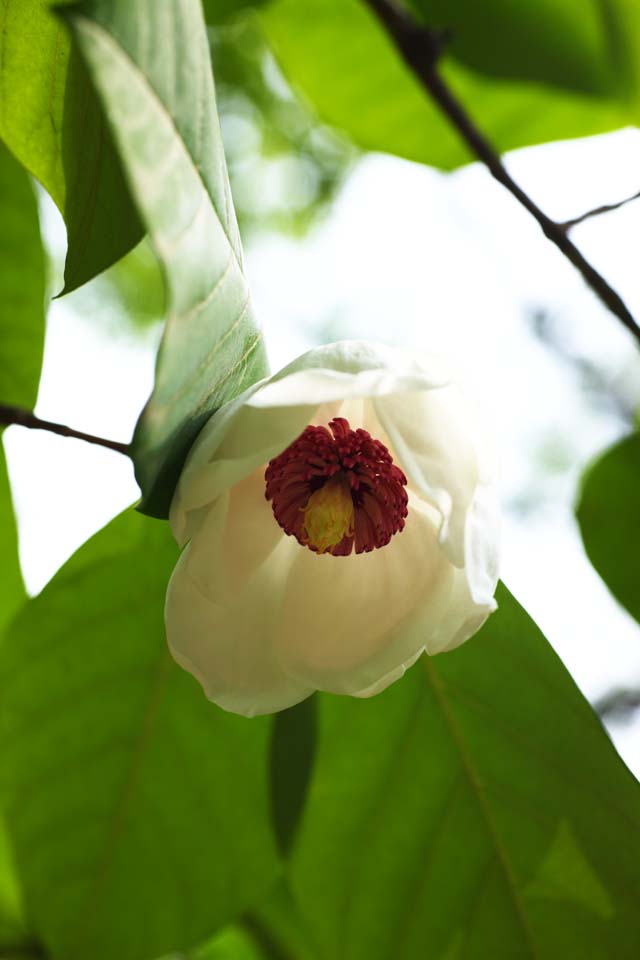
264,417 -> 409,556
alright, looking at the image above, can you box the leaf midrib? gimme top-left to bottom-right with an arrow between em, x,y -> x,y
67,646 -> 173,957
423,657 -> 540,959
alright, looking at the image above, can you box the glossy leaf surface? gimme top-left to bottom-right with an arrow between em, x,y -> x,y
288,585 -> 640,959
0,448 -> 27,952
0,510 -> 278,960
262,0 -> 631,170
577,432 -> 640,625
408,0 -> 621,95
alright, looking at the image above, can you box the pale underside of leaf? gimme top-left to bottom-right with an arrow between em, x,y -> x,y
70,6 -> 268,517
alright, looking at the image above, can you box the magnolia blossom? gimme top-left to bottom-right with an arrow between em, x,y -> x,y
165,341 -> 499,717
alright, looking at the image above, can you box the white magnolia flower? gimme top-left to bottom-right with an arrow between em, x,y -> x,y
165,341 -> 499,717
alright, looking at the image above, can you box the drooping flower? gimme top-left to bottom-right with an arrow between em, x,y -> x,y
165,340 -> 499,717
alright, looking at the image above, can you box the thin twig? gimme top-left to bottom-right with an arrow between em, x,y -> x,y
363,0 -> 640,347
0,404 -> 130,457
595,686 -> 640,723
560,188 -> 640,231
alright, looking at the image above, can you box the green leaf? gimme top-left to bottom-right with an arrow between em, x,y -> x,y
0,509 -> 279,960
287,584 -> 640,959
261,0 -> 631,170
0,131 -> 43,629
0,142 -> 45,410
67,0 -> 269,518
0,0 -> 143,293
576,432 -> 640,625
202,0 -> 269,23
0,147 -> 39,938
407,0 -> 619,97
0,447 -> 26,951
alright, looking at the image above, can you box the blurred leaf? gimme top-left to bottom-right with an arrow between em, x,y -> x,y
0,142 -> 46,410
68,0 -> 269,518
209,15 -> 352,240
0,141 -> 45,952
407,0 -> 619,96
99,239 -> 165,331
287,584 -> 640,959
75,238 -> 166,336
0,510 -> 279,960
0,0 -> 142,293
576,432 -> 640,625
270,698 -> 317,856
262,0 -> 631,170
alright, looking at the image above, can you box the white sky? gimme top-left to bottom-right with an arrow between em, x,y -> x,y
4,127 -> 640,771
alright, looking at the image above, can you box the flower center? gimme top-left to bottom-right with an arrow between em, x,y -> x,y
264,417 -> 408,556
302,474 -> 355,554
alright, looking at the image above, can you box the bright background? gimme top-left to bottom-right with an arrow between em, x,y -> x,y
5,124 -> 640,773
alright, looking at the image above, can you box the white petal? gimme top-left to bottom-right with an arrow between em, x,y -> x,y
250,339 -> 449,409
464,482 -> 501,605
169,392 -> 315,547
374,384 -> 483,568
275,494 -> 455,695
165,484 -> 313,716
352,646 -> 425,699
423,565 -> 497,656
170,340 -> 449,547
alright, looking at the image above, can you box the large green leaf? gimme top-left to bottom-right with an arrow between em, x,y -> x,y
0,447 -> 27,953
0,510 -> 279,960
0,0 -> 142,293
68,0 -> 269,518
407,0 -> 622,97
0,140 -> 46,955
0,133 -> 39,638
286,584 -> 640,959
261,0 -> 631,170
0,141 -> 45,410
576,432 -> 640,625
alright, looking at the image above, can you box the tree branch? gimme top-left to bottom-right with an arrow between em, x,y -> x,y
363,0 -> 640,346
559,187 -> 640,231
595,686 -> 640,723
0,405 -> 130,457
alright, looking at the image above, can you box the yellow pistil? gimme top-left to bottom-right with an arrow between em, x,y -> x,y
303,474 -> 355,554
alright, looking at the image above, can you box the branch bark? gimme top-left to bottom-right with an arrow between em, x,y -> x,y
363,0 -> 640,347
0,405 -> 130,457
559,187 -> 640,231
